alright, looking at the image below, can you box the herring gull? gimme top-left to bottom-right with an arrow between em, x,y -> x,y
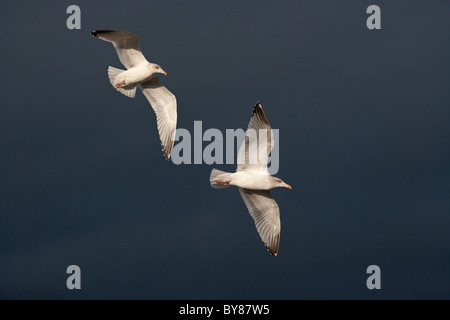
91,30 -> 177,160
209,102 -> 291,256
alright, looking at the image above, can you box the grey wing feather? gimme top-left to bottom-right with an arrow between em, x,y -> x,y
239,188 -> 281,256
91,30 -> 146,69
237,102 -> 274,172
139,76 -> 177,160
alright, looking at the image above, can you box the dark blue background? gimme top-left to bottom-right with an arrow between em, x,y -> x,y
1,1 -> 449,299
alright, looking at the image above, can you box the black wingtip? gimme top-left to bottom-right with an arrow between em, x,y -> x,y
252,101 -> 263,115
264,234 -> 280,257
252,101 -> 266,118
250,101 -> 271,129
265,244 -> 278,257
161,145 -> 171,161
91,30 -> 117,38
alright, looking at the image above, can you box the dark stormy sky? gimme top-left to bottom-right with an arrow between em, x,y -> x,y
0,1 -> 449,299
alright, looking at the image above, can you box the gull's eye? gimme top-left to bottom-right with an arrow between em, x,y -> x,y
155,65 -> 160,69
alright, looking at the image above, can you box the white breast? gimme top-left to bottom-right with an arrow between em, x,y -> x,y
230,171 -> 272,190
121,62 -> 155,85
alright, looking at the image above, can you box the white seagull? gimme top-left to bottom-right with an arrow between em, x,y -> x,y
91,30 -> 177,160
210,102 -> 291,256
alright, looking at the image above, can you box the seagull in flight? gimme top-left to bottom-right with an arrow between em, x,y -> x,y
91,30 -> 177,160
210,102 -> 291,256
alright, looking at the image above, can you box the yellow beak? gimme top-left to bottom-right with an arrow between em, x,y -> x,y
162,71 -> 167,76
285,184 -> 292,189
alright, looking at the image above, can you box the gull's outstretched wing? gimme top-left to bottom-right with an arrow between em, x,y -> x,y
139,76 -> 177,160
237,102 -> 274,173
91,30 -> 146,69
239,188 -> 281,256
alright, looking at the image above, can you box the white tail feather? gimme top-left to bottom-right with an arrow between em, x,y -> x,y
210,169 -> 233,189
107,66 -> 137,98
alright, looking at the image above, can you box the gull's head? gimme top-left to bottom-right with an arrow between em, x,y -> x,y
270,177 -> 292,190
149,63 -> 167,76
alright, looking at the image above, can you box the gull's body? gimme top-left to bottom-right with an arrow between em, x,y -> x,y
91,30 -> 177,160
210,103 -> 291,256
112,62 -> 156,87
220,171 -> 280,190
